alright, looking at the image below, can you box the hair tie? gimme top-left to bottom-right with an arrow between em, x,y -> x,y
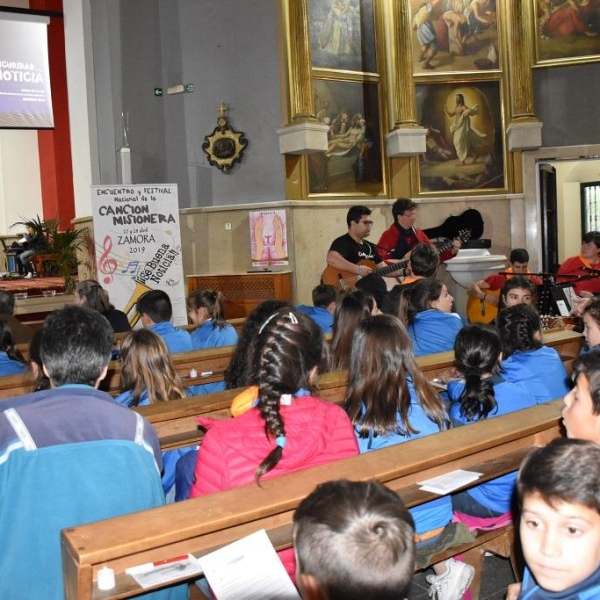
258,313 -> 278,334
258,311 -> 299,334
275,436 -> 286,449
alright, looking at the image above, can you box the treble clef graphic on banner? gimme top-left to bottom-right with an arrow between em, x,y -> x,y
98,235 -> 118,284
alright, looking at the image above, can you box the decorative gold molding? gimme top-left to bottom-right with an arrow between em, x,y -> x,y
202,103 -> 248,174
389,0 -> 419,129
283,0 -> 316,122
505,0 -> 537,122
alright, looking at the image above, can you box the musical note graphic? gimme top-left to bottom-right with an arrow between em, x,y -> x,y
98,235 -> 118,284
121,260 -> 140,276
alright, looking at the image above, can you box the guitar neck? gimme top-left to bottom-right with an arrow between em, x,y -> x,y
373,259 -> 408,278
374,237 -> 456,277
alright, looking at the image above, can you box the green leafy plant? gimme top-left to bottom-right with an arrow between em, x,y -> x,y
11,215 -> 87,293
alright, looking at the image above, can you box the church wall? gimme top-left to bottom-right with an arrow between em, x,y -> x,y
534,63 -> 600,147
78,3 -> 600,307
76,193 -> 515,309
96,0 -> 286,208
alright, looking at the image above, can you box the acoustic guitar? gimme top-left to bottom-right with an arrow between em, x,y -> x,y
466,289 -> 500,324
321,229 -> 471,290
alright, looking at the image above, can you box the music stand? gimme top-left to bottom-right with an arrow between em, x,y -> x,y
1,239 -> 19,274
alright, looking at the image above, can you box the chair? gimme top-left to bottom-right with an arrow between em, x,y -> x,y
0,239 -> 19,274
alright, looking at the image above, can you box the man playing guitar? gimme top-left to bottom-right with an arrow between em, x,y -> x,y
467,248 -> 542,323
376,198 -> 461,264
324,206 -> 403,292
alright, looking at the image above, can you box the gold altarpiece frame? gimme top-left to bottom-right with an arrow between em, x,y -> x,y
280,0 -> 545,199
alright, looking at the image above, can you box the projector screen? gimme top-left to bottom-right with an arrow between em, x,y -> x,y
0,12 -> 53,129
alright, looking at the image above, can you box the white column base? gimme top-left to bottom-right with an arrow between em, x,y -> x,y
385,127 -> 427,157
507,121 -> 543,151
277,122 -> 329,155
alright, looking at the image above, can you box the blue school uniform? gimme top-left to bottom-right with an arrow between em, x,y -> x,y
0,351 -> 28,377
448,375 -> 536,514
113,387 -> 194,497
519,564 -> 600,599
501,346 -> 571,404
354,377 -> 452,536
408,310 -> 463,357
148,321 -> 192,354
190,320 -> 238,349
296,305 -> 334,334
188,320 -> 238,395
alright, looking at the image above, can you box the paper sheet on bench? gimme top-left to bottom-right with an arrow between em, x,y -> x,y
126,554 -> 202,588
418,469 -> 483,494
198,529 -> 301,600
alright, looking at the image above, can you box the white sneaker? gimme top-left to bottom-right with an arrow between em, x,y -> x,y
427,558 -> 475,600
24,273 -> 32,279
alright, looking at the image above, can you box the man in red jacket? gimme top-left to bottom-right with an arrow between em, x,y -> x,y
377,198 -> 461,265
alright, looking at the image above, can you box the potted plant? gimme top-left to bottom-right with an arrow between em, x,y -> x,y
12,215 -> 87,293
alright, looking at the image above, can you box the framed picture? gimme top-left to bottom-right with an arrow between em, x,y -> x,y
409,0 -> 500,75
309,79 -> 383,195
308,0 -> 377,72
416,80 -> 506,193
534,0 -> 600,66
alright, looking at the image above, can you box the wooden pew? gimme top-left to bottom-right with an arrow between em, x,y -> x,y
112,317 -> 247,344
61,399 -> 564,600
136,328 -> 583,452
0,328 -> 583,404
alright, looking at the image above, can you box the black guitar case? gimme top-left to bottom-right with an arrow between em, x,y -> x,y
423,208 -> 484,241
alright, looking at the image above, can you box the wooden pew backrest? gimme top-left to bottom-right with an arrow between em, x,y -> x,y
61,400 -> 564,600
136,329 -> 582,452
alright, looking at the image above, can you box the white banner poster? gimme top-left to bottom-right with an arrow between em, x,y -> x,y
90,184 -> 187,327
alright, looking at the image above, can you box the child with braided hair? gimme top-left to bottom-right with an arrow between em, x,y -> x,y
496,304 -> 571,404
446,324 -> 535,518
189,307 -> 358,578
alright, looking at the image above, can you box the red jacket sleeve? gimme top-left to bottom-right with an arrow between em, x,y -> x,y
377,227 -> 398,260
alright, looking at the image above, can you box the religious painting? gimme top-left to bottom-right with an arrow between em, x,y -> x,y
308,79 -> 383,195
409,0 -> 500,74
308,0 -> 377,72
534,0 -> 600,66
416,81 -> 506,193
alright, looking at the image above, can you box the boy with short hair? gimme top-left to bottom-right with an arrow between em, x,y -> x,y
516,438 -> 600,599
296,284 -> 337,334
562,351 -> 600,442
136,289 -> 192,353
293,479 -> 415,600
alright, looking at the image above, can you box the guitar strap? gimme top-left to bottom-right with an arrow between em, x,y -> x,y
391,223 -> 418,259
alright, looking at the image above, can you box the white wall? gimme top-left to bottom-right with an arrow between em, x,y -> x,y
549,158 -> 600,261
0,131 -> 43,235
0,0 -> 44,234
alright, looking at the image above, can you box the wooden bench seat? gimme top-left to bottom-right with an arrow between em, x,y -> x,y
61,400 -> 564,600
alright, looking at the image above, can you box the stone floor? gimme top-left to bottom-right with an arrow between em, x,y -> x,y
409,554 -> 517,599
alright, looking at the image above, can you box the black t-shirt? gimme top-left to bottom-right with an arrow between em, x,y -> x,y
329,234 -> 382,265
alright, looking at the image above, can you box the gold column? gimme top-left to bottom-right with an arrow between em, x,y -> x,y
390,0 -> 419,129
505,0 -> 537,122
285,0 -> 316,122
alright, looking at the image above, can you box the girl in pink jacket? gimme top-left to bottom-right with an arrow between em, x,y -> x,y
189,307 -> 359,578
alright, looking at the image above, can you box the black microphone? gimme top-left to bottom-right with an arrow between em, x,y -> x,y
372,242 -> 395,257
